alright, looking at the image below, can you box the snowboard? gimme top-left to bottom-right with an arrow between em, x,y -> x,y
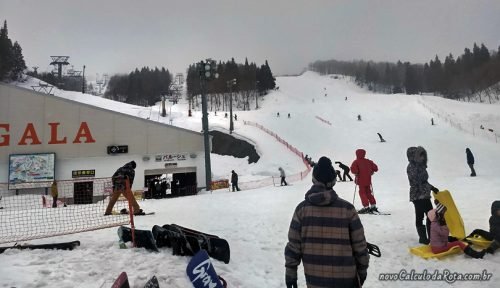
171,224 -> 230,264
111,271 -> 130,288
117,226 -> 159,252
143,275 -> 160,288
186,249 -> 225,288
409,245 -> 463,259
433,190 -> 465,239
112,209 -> 155,216
0,240 -> 80,254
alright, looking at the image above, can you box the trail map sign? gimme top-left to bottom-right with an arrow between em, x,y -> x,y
8,153 -> 56,189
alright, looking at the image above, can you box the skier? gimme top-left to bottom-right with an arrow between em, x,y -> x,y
50,180 -> 58,208
431,118 -> 435,126
231,170 -> 240,192
428,206 -> 468,254
377,132 -> 386,142
357,114 -> 362,121
466,148 -> 476,177
278,167 -> 288,186
406,146 -> 439,244
335,161 -> 353,181
463,200 -> 500,258
284,156 -> 369,288
104,161 -> 144,216
351,149 -> 379,213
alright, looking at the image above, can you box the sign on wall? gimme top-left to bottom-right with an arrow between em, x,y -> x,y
155,153 -> 188,162
72,169 -> 96,178
8,153 -> 56,189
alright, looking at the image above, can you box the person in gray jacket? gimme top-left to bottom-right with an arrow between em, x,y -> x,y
407,146 -> 439,244
279,167 -> 288,186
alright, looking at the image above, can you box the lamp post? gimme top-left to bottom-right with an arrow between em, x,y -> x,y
82,65 -> 86,94
197,59 -> 219,191
227,79 -> 236,134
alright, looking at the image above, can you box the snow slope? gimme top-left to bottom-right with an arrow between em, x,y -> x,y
1,72 -> 499,287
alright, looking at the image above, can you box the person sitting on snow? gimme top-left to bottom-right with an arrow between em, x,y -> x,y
463,201 -> 500,258
428,204 -> 468,254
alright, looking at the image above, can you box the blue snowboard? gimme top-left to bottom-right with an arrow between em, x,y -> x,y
186,250 -> 224,288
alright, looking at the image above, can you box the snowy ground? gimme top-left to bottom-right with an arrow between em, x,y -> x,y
2,72 -> 500,287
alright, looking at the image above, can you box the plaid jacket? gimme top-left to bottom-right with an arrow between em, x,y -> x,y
285,184 -> 369,287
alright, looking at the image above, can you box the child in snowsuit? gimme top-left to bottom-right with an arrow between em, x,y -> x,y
429,207 -> 467,254
463,201 -> 500,258
351,149 -> 378,213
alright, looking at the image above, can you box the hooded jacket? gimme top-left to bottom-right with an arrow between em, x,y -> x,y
285,184 -> 369,288
407,147 -> 432,202
231,171 -> 238,184
279,167 -> 286,177
350,149 -> 378,186
428,209 -> 449,248
113,161 -> 136,187
490,201 -> 500,242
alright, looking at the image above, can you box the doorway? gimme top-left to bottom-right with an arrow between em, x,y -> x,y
74,181 -> 93,204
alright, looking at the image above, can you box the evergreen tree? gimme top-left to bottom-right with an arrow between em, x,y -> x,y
11,41 -> 26,80
0,20 -> 13,80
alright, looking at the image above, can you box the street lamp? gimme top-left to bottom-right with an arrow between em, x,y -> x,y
197,59 -> 219,191
227,79 -> 237,134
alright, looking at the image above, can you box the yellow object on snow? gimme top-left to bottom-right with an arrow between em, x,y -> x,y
409,245 -> 463,259
433,190 -> 465,239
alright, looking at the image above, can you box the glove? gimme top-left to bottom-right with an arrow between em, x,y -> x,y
285,279 -> 298,288
431,186 -> 439,193
358,271 -> 367,286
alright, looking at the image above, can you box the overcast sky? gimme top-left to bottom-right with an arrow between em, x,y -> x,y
1,0 -> 499,80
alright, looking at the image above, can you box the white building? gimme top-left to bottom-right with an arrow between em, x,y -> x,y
0,84 -> 208,202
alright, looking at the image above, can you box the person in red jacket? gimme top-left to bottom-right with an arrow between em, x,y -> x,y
351,149 -> 379,213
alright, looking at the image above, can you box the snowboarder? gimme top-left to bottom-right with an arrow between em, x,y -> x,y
335,161 -> 353,181
277,112 -> 280,117
50,180 -> 58,208
377,132 -> 386,142
234,114 -> 237,121
104,161 -> 144,216
480,125 -> 484,130
406,146 -> 439,244
466,148 -> 476,177
351,149 -> 378,213
428,206 -> 467,254
345,96 -> 347,101
287,113 -> 290,118
357,114 -> 362,121
231,170 -> 240,192
463,201 -> 500,258
278,167 -> 288,186
284,156 -> 369,288
431,118 -> 435,125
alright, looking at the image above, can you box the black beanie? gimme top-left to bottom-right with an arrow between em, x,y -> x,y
313,156 -> 336,185
130,161 -> 136,169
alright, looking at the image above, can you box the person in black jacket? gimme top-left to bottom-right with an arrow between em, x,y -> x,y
104,161 -> 144,215
464,201 -> 500,258
335,161 -> 353,181
231,170 -> 241,192
466,148 -> 476,177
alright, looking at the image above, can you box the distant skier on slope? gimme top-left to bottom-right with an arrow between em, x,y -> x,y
278,167 -> 288,186
335,161 -> 353,181
466,148 -> 476,177
377,133 -> 386,142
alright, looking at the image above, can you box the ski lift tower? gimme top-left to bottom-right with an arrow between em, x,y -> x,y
50,56 -> 70,87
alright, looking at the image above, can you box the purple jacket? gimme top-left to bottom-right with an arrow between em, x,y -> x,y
430,220 -> 449,248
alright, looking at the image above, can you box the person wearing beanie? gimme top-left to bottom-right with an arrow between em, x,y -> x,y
105,161 -> 143,216
406,146 -> 439,244
285,156 -> 369,288
464,201 -> 500,258
428,208 -> 467,254
350,149 -> 379,213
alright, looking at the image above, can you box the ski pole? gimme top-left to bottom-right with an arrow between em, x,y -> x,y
352,181 -> 357,204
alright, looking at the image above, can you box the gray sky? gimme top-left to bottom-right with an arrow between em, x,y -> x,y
1,0 -> 499,80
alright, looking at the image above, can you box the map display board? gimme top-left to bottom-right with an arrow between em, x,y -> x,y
8,153 -> 56,189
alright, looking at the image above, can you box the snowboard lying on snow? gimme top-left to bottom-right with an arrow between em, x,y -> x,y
0,240 -> 80,254
111,272 -> 159,288
153,224 -> 230,264
117,226 -> 159,252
